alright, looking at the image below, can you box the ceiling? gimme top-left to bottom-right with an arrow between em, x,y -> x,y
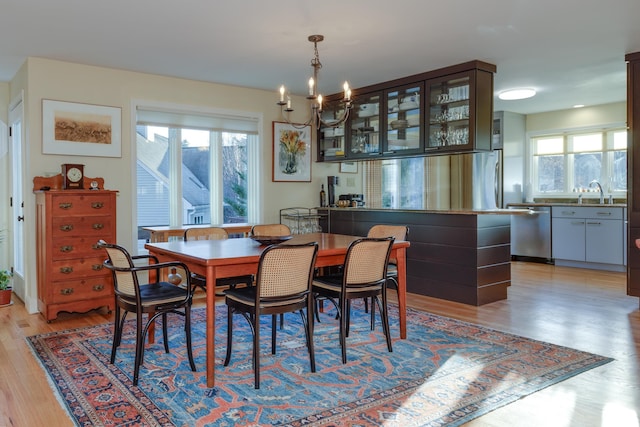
1,0 -> 639,115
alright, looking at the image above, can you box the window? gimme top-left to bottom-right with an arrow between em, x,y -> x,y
381,158 -> 425,209
531,127 -> 627,196
135,106 -> 260,251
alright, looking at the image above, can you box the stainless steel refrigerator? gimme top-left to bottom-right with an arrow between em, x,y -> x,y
425,150 -> 503,210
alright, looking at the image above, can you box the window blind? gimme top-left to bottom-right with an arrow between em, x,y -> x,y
136,107 -> 259,134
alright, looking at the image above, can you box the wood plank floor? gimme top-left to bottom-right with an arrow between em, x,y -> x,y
1,261 -> 639,426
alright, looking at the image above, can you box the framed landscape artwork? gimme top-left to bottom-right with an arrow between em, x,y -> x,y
42,99 -> 122,157
272,121 -> 312,182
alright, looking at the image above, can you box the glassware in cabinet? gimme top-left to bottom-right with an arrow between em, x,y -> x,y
348,92 -> 382,158
385,84 -> 423,153
427,74 -> 472,151
318,99 -> 347,160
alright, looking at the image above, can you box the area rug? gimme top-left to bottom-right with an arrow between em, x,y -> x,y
27,303 -> 612,426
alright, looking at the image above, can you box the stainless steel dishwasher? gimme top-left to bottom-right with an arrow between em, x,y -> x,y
509,205 -> 552,262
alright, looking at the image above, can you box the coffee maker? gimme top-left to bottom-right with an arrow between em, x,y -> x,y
327,176 -> 339,207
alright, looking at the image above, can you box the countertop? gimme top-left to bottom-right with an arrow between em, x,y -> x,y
323,207 -> 533,215
507,202 -> 627,208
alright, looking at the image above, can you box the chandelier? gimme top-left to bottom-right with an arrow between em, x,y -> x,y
277,34 -> 353,129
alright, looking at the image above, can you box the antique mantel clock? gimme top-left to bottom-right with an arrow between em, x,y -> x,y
61,163 -> 84,189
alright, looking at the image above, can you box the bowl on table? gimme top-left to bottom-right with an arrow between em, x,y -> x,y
250,235 -> 293,246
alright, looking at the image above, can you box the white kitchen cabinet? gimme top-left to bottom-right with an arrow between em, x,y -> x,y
552,206 -> 624,269
552,217 -> 585,261
585,217 -> 623,264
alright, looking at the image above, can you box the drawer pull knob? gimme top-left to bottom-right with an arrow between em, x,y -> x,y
60,288 -> 74,295
92,264 -> 104,271
596,212 -> 612,216
91,202 -> 104,209
59,203 -> 73,210
60,266 -> 73,274
561,211 -> 576,216
59,224 -> 74,232
60,245 -> 74,253
92,223 -> 104,230
91,244 -> 100,250
93,284 -> 105,291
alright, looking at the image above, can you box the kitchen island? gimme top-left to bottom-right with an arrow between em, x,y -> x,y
322,207 -> 530,305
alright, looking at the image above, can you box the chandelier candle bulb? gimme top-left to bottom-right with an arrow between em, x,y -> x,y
287,96 -> 291,110
318,94 -> 323,111
308,77 -> 315,95
343,82 -> 350,100
279,85 -> 285,103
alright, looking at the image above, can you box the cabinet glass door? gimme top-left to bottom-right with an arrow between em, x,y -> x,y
427,74 -> 472,151
385,84 -> 422,153
318,99 -> 347,160
348,92 -> 382,158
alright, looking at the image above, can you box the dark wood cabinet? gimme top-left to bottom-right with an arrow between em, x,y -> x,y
317,60 -> 495,162
626,51 -> 640,299
326,208 -> 511,306
425,68 -> 493,153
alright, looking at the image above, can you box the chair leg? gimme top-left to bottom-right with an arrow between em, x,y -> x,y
339,297 -> 348,364
224,307 -> 234,366
162,313 -> 170,354
376,291 -> 393,353
110,306 -> 125,364
299,305 -> 316,373
345,300 -> 351,338
133,313 -> 144,386
254,311 -> 261,389
370,297 -> 376,331
271,315 -> 277,355
184,305 -> 196,371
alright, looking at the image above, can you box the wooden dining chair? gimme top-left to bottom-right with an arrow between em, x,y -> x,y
98,240 -> 196,386
224,242 -> 318,389
312,237 -> 395,364
249,224 -> 293,328
184,227 -> 254,296
367,224 -> 408,291
250,223 -> 292,237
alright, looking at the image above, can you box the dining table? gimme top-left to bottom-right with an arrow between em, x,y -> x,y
145,232 -> 410,388
142,223 -> 254,243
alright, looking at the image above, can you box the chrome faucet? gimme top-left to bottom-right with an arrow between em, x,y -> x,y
589,180 -> 605,204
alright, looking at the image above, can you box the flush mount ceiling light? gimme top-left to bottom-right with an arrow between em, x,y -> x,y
498,88 -> 537,100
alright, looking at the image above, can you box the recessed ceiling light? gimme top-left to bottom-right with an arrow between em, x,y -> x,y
573,104 -> 585,108
498,88 -> 536,100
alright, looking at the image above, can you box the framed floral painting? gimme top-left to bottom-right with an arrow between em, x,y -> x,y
272,121 -> 312,182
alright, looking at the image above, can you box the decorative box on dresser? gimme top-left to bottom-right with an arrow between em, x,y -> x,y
34,176 -> 116,321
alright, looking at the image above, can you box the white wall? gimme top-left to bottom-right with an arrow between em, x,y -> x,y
7,57 -> 362,313
526,102 -> 626,132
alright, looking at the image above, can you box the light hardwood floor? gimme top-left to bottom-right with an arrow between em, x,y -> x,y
1,261 -> 639,426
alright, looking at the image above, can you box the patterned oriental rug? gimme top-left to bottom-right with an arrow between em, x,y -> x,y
27,303 -> 612,427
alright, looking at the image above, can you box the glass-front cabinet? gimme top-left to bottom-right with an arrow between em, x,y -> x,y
385,84 -> 423,155
348,92 -> 382,159
318,99 -> 347,161
426,68 -> 493,153
317,61 -> 495,162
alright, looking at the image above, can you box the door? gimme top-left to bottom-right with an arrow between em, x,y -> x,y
8,98 -> 25,300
